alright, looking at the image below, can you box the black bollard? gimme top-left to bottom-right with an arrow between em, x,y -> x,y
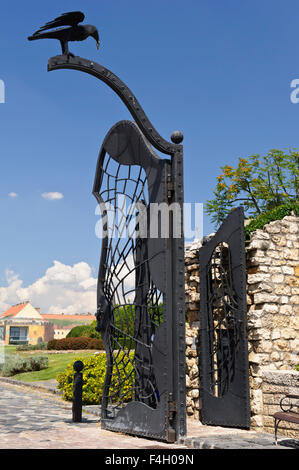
72,360 -> 84,422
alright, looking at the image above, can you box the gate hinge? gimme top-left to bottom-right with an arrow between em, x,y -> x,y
167,174 -> 174,200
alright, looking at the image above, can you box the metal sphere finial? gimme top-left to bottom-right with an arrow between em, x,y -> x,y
171,130 -> 184,144
73,360 -> 84,372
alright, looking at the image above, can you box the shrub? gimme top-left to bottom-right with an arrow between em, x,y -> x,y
67,320 -> 102,340
66,308 -> 162,349
56,352 -> 135,405
244,202 -> 299,238
47,336 -> 105,351
1,355 -> 48,377
112,336 -> 136,350
15,344 -> 29,351
16,342 -> 47,351
86,320 -> 102,339
66,325 -> 90,338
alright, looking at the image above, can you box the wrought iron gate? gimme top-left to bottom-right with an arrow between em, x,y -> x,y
199,207 -> 250,428
92,120 -> 186,442
47,55 -> 186,442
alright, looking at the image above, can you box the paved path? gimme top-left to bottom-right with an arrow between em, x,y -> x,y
0,382 -> 296,450
0,383 -> 185,449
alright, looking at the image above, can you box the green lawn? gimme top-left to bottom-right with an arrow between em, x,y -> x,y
4,345 -> 17,354
2,350 -> 96,382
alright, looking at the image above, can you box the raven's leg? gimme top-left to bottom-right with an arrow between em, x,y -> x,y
60,40 -> 74,58
60,40 -> 67,55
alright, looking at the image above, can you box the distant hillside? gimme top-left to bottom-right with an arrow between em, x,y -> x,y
41,314 -> 95,327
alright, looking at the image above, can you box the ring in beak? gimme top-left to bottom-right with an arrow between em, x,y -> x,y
96,41 -> 100,50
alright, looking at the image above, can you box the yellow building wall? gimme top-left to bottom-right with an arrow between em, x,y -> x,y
28,324 -> 47,345
3,322 -> 54,345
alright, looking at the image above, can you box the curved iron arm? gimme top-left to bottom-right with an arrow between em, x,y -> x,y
48,55 -> 183,156
280,394 -> 299,412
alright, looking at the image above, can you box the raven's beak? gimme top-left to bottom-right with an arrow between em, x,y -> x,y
96,40 -> 100,50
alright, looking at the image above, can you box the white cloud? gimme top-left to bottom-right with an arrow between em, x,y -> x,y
0,261 -> 97,315
0,270 -> 24,311
0,256 -> 137,315
42,192 -> 64,200
111,254 -> 135,303
8,192 -> 18,198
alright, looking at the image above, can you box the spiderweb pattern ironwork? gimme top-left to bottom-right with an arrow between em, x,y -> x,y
206,242 -> 239,398
97,154 -> 163,417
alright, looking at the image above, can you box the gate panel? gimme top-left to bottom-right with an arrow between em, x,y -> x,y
199,207 -> 250,428
93,120 -> 185,441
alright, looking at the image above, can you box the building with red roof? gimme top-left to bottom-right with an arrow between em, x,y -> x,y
0,302 -> 54,345
0,303 -> 95,344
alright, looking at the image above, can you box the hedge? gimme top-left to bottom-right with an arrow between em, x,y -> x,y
47,336 -> 105,351
56,352 -> 135,405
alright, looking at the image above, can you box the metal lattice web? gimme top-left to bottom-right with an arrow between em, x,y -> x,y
97,154 -> 163,416
207,242 -> 239,397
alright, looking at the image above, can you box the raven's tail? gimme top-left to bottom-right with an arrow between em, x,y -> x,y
28,31 -> 57,41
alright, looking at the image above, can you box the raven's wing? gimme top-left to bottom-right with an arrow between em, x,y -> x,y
34,11 -> 85,34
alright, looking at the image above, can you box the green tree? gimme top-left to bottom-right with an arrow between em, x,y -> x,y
67,321 -> 101,339
206,149 -> 299,227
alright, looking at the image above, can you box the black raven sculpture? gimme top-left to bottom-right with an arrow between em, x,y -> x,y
28,11 -> 100,57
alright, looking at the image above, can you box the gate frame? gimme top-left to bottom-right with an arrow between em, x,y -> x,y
48,55 -> 186,442
199,207 -> 251,429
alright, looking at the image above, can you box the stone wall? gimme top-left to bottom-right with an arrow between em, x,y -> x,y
185,240 -> 201,323
246,215 -> 299,433
184,215 -> 299,436
185,323 -> 200,419
184,240 -> 202,420
262,370 -> 298,438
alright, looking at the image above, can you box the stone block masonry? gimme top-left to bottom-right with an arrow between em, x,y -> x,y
246,216 -> 299,373
184,215 -> 299,438
246,215 -> 299,436
262,370 -> 298,438
185,322 -> 200,419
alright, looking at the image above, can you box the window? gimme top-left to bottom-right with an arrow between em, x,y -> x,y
9,326 -> 29,345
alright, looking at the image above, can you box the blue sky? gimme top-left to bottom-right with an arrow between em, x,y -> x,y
0,0 -> 299,310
